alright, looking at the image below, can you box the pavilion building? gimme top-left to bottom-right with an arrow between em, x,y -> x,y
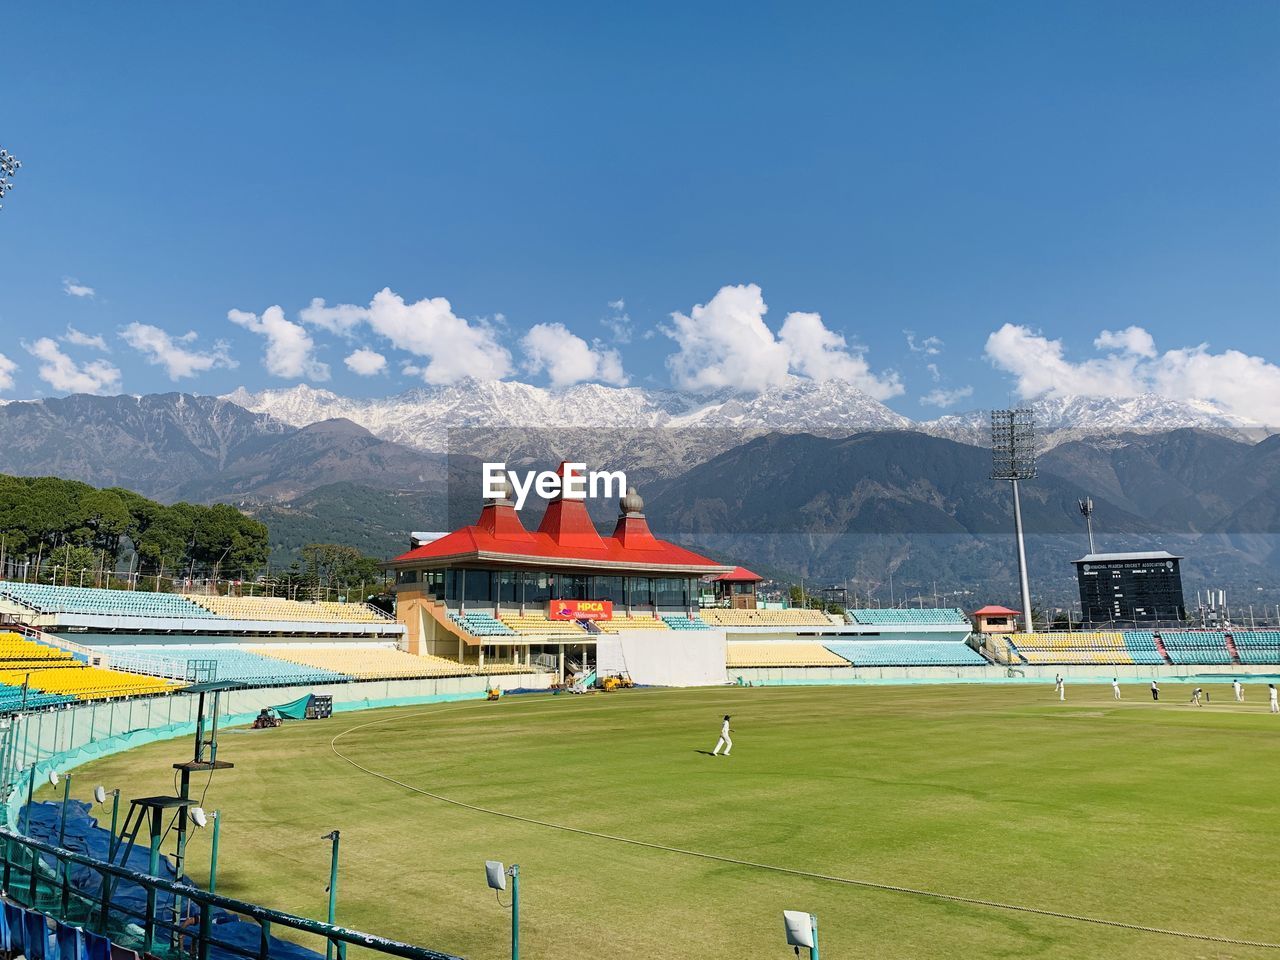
386,469 -> 734,677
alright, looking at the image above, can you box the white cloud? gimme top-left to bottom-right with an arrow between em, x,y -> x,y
664,283 -> 902,398
298,299 -> 368,338
905,331 -> 943,355
62,278 -> 95,298
120,323 -> 236,380
301,288 -> 511,385
0,354 -> 16,392
1093,326 -> 1157,358
344,347 -> 387,376
920,385 -> 975,408
779,312 -> 903,399
229,306 -> 330,381
664,284 -> 791,393
985,323 -> 1280,424
62,326 -> 109,352
522,323 -> 628,388
601,299 -> 634,344
23,337 -> 121,394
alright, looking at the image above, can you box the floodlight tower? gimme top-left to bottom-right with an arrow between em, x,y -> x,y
0,147 -> 22,211
991,409 -> 1037,632
1078,497 -> 1096,555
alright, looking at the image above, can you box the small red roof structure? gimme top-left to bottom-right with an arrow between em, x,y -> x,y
388,464 -> 733,575
712,566 -> 763,583
972,605 -> 1020,616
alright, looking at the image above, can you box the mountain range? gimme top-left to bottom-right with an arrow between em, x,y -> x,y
0,387 -> 1277,600
227,378 -> 1269,445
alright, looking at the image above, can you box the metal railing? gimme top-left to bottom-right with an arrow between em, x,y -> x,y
0,828 -> 465,960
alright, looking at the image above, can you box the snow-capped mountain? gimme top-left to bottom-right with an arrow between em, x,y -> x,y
920,393 -> 1268,449
226,380 -> 1269,466
222,377 -> 915,476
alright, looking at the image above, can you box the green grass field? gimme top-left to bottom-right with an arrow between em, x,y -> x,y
45,682 -> 1280,960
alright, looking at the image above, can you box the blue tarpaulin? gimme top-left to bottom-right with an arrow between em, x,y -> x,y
20,800 -> 322,960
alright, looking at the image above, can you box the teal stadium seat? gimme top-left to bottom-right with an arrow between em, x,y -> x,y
101,645 -> 350,685
0,681 -> 75,711
0,582 -> 217,619
1158,631 -> 1232,665
848,608 -> 969,626
661,615 -> 711,630
449,611 -> 517,637
822,641 -> 986,666
1121,631 -> 1167,664
1230,631 -> 1280,665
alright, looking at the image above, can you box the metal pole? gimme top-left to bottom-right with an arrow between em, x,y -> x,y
197,810 -> 222,960
1011,478 -> 1033,632
144,807 -> 162,954
809,913 -> 820,960
108,789 -> 121,860
57,773 -> 71,846
209,810 -> 221,894
324,830 -> 341,960
23,763 -> 36,834
510,864 -> 520,960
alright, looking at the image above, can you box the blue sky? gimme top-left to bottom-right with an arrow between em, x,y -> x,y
1,1 -> 1277,419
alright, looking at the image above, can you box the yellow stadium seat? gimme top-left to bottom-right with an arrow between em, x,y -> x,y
701,608 -> 834,628
188,596 -> 389,624
725,642 -> 850,667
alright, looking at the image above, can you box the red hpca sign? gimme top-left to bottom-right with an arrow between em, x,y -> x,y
550,599 -> 613,621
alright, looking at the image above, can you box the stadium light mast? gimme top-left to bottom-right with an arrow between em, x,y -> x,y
0,146 -> 21,211
1078,497 -> 1096,555
991,409 -> 1037,633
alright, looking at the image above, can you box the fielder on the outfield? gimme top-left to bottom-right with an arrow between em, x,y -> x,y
712,714 -> 733,755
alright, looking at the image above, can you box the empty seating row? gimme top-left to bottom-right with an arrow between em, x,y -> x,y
726,643 -> 850,667
1120,631 -> 1166,665
598,616 -> 668,632
0,632 -> 81,668
450,611 -> 518,636
251,645 -> 530,679
848,608 -> 969,626
1004,632 -> 1136,665
0,680 -> 76,710
1159,631 -> 1232,665
699,608 -> 833,627
0,665 -> 177,700
1232,631 -> 1280,665
823,641 -> 988,666
0,582 -> 215,619
662,614 -> 711,630
192,595 -> 388,623
496,612 -> 586,636
102,646 -> 349,686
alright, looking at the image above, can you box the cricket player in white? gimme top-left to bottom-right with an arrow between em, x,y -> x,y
1053,674 -> 1062,698
1233,679 -> 1244,702
1058,677 -> 1066,701
1270,684 -> 1278,714
712,714 -> 733,755
1112,678 -> 1121,700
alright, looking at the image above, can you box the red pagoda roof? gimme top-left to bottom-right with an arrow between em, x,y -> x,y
972,605 -> 1020,616
390,466 -> 732,575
